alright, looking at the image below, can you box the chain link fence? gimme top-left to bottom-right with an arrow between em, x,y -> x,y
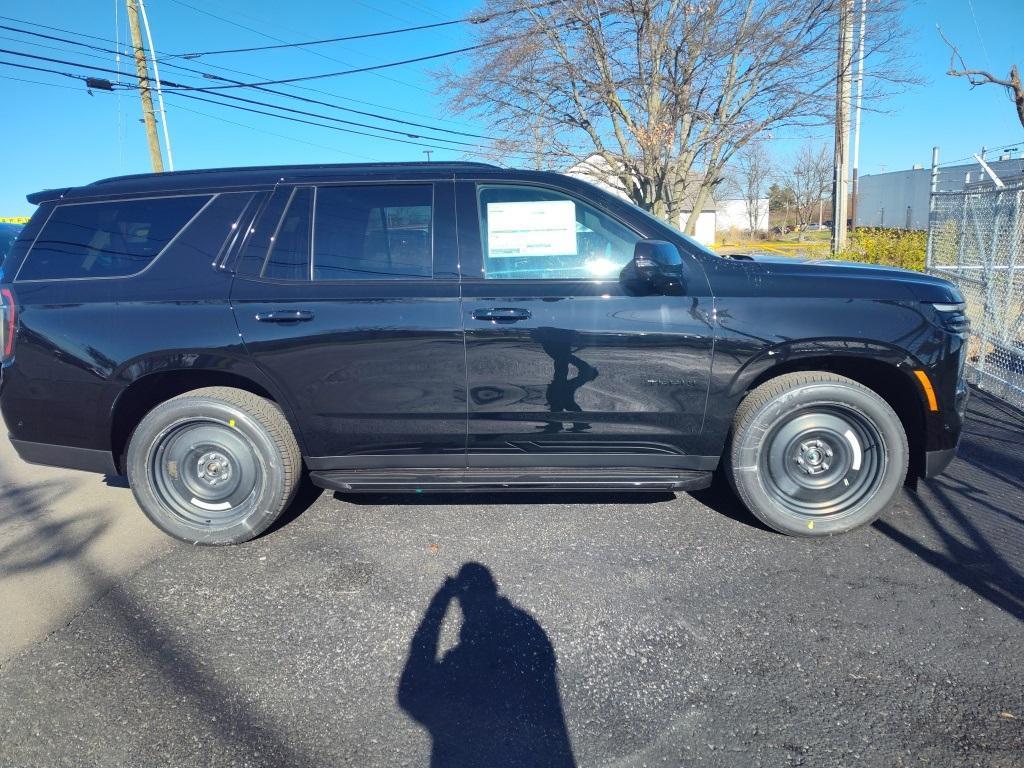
926,184 -> 1024,411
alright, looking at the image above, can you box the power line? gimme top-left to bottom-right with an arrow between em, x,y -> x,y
158,43 -> 487,91
0,14 -> 482,129
0,55 -> 546,161
0,45 -> 487,147
0,24 -> 494,139
176,17 -> 468,58
163,0 -> 439,98
0,72 -> 91,91
171,101 -> 380,161
171,2 -> 556,58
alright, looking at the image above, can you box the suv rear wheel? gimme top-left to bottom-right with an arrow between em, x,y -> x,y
728,372 -> 908,536
126,387 -> 302,545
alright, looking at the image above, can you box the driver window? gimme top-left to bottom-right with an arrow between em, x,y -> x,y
477,185 -> 639,280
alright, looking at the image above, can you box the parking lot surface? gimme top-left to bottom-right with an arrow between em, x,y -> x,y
0,390 -> 1021,767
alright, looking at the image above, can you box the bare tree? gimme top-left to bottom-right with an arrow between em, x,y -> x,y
940,28 -> 1024,129
442,0 -> 910,233
783,142 -> 832,237
727,141 -> 774,235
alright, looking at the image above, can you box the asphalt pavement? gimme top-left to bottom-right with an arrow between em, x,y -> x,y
0,390 -> 1021,767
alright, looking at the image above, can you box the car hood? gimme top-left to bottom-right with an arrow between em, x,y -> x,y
715,253 -> 962,304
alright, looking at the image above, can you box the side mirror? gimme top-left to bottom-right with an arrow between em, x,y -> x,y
621,239 -> 686,295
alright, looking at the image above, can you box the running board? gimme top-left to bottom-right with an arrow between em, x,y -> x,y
309,468 -> 712,493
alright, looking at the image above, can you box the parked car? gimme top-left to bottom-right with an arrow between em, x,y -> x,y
0,163 -> 968,544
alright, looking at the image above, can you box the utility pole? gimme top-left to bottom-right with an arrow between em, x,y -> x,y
126,0 -> 164,173
831,0 -> 854,254
137,0 -> 173,170
422,150 -> 433,162
850,0 -> 866,233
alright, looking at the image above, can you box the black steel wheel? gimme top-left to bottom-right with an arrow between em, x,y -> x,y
728,372 -> 908,536
126,387 -> 302,545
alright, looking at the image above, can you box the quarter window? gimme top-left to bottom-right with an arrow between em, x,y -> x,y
313,185 -> 432,280
19,195 -> 209,280
477,185 -> 639,280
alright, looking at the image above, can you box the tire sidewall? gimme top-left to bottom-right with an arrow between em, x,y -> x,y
731,381 -> 908,536
127,397 -> 287,545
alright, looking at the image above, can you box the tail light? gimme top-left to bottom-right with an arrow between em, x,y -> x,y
0,288 -> 16,362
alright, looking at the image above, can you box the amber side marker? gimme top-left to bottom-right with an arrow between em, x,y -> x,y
913,370 -> 939,412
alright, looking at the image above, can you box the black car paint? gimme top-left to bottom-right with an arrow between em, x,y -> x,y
0,163 -> 965,484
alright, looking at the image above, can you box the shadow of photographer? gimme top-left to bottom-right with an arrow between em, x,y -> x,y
397,562 -> 576,767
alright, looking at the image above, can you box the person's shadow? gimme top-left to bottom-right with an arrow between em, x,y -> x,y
397,562 -> 576,767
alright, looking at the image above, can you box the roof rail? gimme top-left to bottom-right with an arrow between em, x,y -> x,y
88,161 -> 502,186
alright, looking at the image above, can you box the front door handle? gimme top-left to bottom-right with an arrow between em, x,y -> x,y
255,309 -> 315,323
471,307 -> 532,324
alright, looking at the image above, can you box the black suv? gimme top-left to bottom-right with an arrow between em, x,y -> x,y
0,163 -> 968,544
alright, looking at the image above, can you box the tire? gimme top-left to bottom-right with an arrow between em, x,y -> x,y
727,372 -> 908,537
126,387 -> 302,545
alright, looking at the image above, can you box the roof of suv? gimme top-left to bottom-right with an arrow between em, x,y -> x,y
26,161 -> 507,205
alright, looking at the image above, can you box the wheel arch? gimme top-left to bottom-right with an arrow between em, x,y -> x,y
732,344 -> 929,481
109,367 -> 302,474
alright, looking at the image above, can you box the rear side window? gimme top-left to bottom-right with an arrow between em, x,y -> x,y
18,195 -> 209,280
313,184 -> 432,280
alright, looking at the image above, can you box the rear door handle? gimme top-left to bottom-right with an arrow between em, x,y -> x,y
471,307 -> 532,324
255,310 -> 315,323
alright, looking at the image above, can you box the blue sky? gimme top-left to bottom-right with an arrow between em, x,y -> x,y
1,0 -> 1022,216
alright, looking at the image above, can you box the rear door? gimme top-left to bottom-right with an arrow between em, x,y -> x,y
456,179 -> 716,471
231,179 -> 466,469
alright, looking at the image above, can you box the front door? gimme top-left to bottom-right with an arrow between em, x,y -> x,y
456,180 -> 716,470
231,180 -> 466,469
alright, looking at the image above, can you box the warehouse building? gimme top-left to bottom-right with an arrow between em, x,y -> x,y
855,154 -> 1024,231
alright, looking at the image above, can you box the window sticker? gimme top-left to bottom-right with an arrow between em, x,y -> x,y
486,200 -> 578,257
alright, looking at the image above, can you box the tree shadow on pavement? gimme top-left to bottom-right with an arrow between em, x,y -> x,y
874,389 -> 1024,622
0,480 -> 110,578
397,562 -> 576,768
0,466 -> 316,765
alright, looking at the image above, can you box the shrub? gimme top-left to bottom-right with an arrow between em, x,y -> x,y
837,227 -> 926,272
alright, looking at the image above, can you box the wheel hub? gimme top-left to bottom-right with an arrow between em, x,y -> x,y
197,451 -> 232,487
762,407 -> 885,518
148,420 -> 263,528
795,439 -> 834,475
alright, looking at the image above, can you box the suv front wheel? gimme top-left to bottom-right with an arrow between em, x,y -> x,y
126,387 -> 302,545
728,372 -> 909,536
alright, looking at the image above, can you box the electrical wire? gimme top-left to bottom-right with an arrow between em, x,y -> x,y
163,0 -> 439,97
0,44 -> 486,147
0,14 -> 482,129
157,43 -> 487,91
0,55 -> 549,161
170,101 -> 381,161
177,17 -> 468,57
0,19 -> 493,137
171,1 -> 557,58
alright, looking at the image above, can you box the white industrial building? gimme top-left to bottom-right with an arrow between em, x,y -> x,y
855,154 -> 1024,231
567,155 -> 766,245
715,198 -> 771,234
